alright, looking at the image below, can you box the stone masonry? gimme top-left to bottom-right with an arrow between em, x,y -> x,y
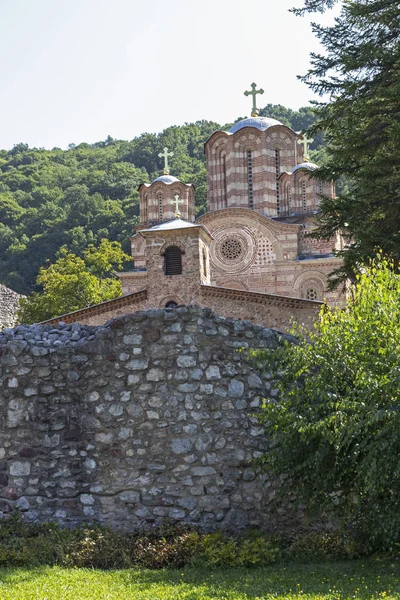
0,284 -> 23,330
0,306 -> 300,531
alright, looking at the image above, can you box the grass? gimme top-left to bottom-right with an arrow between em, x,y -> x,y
0,558 -> 399,599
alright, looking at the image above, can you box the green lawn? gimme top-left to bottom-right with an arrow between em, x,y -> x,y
0,559 -> 398,599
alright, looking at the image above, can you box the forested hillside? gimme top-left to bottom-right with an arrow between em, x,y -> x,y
0,105 -> 320,295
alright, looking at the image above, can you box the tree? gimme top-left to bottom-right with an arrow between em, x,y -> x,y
18,240 -> 132,324
256,256 -> 400,549
292,0 -> 400,285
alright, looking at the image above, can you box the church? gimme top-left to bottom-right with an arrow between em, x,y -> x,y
45,84 -> 345,332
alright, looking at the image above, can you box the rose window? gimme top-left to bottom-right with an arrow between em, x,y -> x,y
220,238 -> 244,261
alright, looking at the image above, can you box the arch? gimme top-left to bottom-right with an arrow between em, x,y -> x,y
159,239 -> 186,255
164,245 -> 183,276
160,294 -> 184,308
293,271 -> 327,301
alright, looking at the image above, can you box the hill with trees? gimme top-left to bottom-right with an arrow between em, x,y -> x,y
0,106 -> 320,295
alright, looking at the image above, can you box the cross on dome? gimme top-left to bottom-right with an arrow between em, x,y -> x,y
297,134 -> 314,160
244,83 -> 265,117
170,193 -> 184,218
158,146 -> 174,175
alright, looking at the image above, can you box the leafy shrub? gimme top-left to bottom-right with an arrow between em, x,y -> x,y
282,531 -> 364,561
65,528 -> 135,569
0,513 -> 367,569
133,532 -> 201,569
198,531 -> 280,567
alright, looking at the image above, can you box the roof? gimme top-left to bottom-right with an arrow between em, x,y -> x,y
229,116 -> 283,134
139,174 -> 194,190
140,218 -> 213,239
291,161 -> 318,174
151,174 -> 180,184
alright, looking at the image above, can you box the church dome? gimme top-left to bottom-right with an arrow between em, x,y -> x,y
292,162 -> 318,174
151,174 -> 180,184
229,116 -> 283,134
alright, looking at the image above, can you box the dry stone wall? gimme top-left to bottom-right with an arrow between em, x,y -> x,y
0,306 -> 298,532
0,284 -> 22,329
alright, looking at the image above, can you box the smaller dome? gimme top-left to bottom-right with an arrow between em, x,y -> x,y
292,162 -> 318,174
152,174 -> 180,184
229,116 -> 283,134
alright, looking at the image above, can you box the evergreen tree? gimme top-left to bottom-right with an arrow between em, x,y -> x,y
294,0 -> 400,284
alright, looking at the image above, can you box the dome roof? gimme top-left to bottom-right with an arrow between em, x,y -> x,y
291,162 -> 318,174
151,174 -> 180,184
229,116 -> 283,134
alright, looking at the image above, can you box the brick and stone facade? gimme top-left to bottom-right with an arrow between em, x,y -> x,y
40,111 -> 345,329
46,221 -> 320,332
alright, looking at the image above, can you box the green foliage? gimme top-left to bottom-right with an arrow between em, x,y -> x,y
256,256 -> 400,549
18,239 -> 131,323
282,531 -> 363,561
198,531 -> 280,567
295,0 -> 400,285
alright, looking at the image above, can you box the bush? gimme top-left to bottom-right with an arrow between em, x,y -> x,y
198,531 -> 280,567
282,531 -> 364,562
0,513 -> 368,569
255,256 -> 400,550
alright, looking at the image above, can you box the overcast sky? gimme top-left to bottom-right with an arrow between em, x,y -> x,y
0,0 -> 340,150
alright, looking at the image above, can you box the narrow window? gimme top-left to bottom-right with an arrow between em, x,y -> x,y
143,194 -> 148,223
222,155 -> 227,208
157,193 -> 163,222
302,180 -> 307,212
203,249 -> 208,279
286,183 -> 292,215
164,246 -> 182,276
275,149 -> 280,215
247,150 -> 253,209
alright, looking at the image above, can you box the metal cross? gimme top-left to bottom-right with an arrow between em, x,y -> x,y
158,146 -> 174,174
170,194 -> 184,217
297,134 -> 314,160
244,82 -> 265,117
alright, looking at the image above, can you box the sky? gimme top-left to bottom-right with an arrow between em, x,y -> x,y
0,0 -> 340,150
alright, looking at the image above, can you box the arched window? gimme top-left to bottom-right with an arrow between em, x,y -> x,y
157,193 -> 163,222
164,246 -> 183,276
301,180 -> 307,212
247,150 -> 254,209
275,149 -> 281,215
165,300 -> 178,308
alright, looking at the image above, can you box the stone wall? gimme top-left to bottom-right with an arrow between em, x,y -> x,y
0,306 -> 300,531
0,284 -> 23,330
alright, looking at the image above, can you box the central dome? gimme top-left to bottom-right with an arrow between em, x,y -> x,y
229,116 -> 283,134
152,174 -> 180,184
